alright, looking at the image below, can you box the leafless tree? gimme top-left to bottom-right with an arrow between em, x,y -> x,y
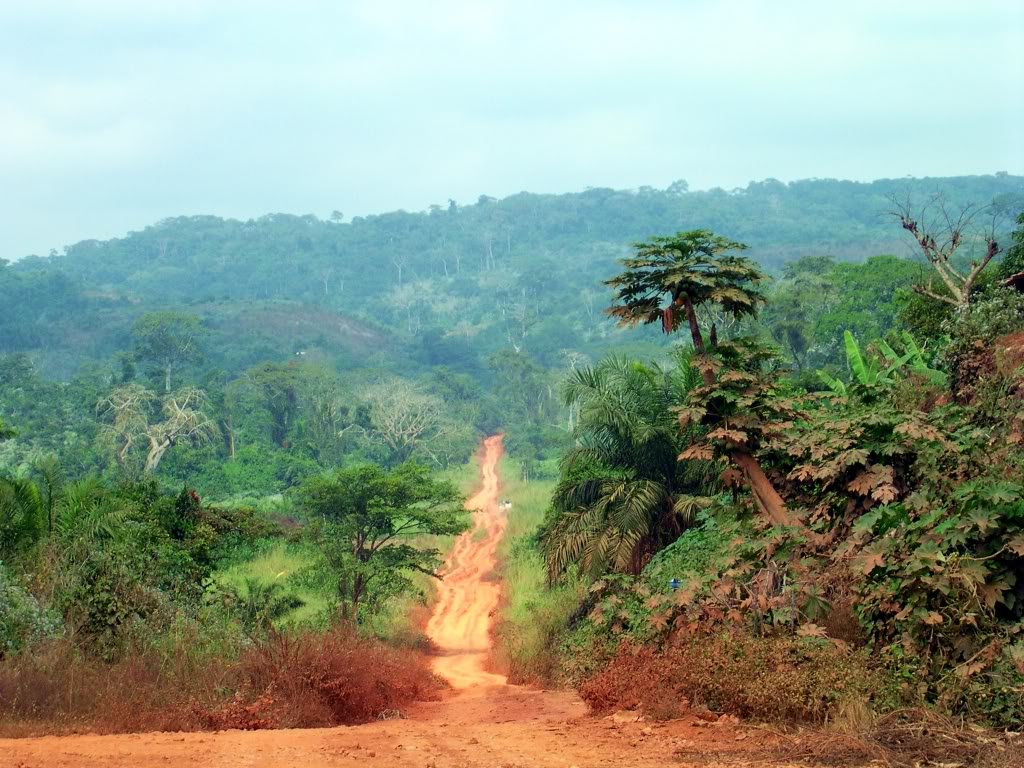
96,384 -> 154,469
143,388 -> 219,473
361,380 -> 443,463
891,194 -> 1003,310
97,385 -> 218,474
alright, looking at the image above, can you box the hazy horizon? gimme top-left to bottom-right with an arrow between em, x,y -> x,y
8,171 -> 1022,262
3,0 -> 1022,260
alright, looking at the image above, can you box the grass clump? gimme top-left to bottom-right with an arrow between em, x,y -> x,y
0,626 -> 440,735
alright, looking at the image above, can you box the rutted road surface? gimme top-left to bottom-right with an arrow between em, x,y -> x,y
0,435 -> 804,768
425,434 -> 509,689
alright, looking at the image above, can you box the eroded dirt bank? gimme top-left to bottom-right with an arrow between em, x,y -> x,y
0,435 -> 810,768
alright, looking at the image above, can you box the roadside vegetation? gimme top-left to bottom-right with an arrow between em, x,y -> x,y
0,461 -> 465,735
493,210 -> 1024,763
3,183 -> 1024,756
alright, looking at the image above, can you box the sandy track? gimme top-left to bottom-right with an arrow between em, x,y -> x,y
0,436 -> 808,768
425,433 -> 507,689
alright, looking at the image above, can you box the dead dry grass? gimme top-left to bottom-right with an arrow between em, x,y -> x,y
0,628 -> 441,736
770,709 -> 1024,767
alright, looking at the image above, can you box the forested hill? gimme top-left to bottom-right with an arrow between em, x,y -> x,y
4,174 -> 1023,378
22,174 -> 1024,290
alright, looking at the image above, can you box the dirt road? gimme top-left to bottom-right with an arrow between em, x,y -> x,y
425,434 -> 508,689
0,435 -> 804,768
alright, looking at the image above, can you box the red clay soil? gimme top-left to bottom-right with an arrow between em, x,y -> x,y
0,435 -> 815,768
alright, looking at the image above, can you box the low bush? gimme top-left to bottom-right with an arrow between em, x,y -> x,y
0,636 -> 232,735
0,564 -> 61,656
234,627 -> 440,727
0,627 -> 439,735
579,633 -> 889,723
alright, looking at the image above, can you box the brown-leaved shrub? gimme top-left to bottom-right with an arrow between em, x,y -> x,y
579,633 -> 886,722
234,627 -> 441,727
0,628 -> 440,735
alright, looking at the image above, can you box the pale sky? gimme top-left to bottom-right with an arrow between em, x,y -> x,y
2,0 -> 1022,260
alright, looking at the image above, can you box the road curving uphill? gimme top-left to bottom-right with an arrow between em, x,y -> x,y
426,433 -> 508,689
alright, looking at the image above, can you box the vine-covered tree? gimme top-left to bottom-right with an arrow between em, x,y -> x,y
244,362 -> 302,448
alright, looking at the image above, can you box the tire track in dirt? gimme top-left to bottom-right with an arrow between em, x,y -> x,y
424,434 -> 508,689
0,435 -> 807,767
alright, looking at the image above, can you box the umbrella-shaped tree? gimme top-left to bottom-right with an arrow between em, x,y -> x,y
605,230 -> 799,529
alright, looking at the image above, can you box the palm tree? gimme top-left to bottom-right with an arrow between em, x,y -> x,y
0,461 -> 126,561
236,578 -> 305,634
0,476 -> 43,560
543,353 -> 716,580
605,230 -> 797,529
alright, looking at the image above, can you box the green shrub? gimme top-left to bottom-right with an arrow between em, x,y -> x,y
0,564 -> 61,656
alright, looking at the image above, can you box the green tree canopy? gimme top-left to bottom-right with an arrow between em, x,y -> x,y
244,362 -> 304,448
998,211 -> 1024,280
300,463 -> 466,622
131,311 -> 205,393
606,230 -> 766,342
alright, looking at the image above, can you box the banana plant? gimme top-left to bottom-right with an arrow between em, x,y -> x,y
817,330 -> 946,396
878,332 -> 948,387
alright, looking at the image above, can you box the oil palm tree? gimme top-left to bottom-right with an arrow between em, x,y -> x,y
236,578 -> 305,634
543,353 -> 716,580
605,230 -> 798,530
0,476 -> 43,559
0,460 -> 126,561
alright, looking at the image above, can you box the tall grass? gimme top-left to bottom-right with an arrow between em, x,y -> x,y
214,540 -> 333,626
0,628 -> 439,736
494,456 -> 583,685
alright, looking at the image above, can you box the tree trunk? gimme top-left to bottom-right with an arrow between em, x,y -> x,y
682,296 -> 706,356
145,437 -> 172,474
116,437 -> 132,468
730,451 -> 799,528
222,419 -> 236,459
349,573 -> 365,625
165,363 -> 173,394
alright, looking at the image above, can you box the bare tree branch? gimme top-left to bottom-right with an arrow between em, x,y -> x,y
889,193 -> 1002,310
